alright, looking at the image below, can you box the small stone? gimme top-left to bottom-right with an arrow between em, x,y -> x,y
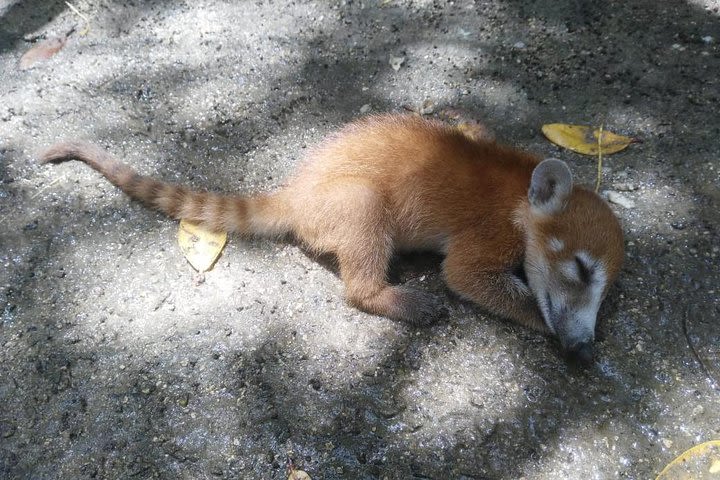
670,221 -> 686,230
419,99 -> 435,115
359,104 -> 372,114
702,35 -> 714,44
606,191 -> 636,209
691,404 -> 705,416
389,56 -> 405,71
513,41 -> 526,49
611,182 -> 638,192
662,438 -> 673,449
1,421 -> 16,438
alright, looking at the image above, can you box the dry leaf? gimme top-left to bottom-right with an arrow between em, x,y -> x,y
655,440 -> 720,480
288,470 -> 311,480
177,219 -> 227,272
542,123 -> 635,155
19,36 -> 67,70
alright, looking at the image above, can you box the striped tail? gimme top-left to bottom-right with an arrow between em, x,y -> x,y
39,141 -> 292,236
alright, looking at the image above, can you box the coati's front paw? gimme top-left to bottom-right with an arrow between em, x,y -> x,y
393,286 -> 448,326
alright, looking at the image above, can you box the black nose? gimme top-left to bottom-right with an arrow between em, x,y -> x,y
568,342 -> 594,365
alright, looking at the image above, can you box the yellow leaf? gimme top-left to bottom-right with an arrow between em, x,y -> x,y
177,219 -> 227,272
288,470 -> 311,480
655,440 -> 720,480
542,123 -> 635,155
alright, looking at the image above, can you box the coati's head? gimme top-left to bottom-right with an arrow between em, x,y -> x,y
521,159 -> 624,364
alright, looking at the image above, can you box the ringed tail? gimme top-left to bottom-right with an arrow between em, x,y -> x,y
39,141 -> 291,237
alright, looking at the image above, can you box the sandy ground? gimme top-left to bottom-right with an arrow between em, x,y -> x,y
1,0 -> 719,478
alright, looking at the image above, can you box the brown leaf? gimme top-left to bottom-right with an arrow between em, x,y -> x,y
19,36 -> 67,70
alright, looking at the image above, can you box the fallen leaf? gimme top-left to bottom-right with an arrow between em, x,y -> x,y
19,36 -> 68,70
655,440 -> 720,480
288,470 -> 311,480
541,123 -> 636,155
177,219 -> 227,272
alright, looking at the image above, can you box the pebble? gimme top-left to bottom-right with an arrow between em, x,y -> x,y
359,104 -> 372,114
420,99 -> 435,115
513,41 -> 526,49
670,221 -> 686,230
606,191 -> 636,209
389,56 -> 405,72
702,35 -> 714,44
692,405 -> 705,417
611,182 -> 638,192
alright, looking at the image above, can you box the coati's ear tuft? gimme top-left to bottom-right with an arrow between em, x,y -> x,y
528,158 -> 573,215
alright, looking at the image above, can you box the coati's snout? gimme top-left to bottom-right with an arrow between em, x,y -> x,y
544,298 -> 597,364
567,341 -> 594,365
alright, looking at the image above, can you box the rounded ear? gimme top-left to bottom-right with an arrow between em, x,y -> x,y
528,158 -> 573,215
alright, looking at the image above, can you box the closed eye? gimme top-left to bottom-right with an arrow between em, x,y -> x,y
574,255 -> 593,284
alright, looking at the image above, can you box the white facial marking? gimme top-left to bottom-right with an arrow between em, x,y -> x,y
510,275 -> 531,295
548,237 -> 564,253
575,251 -> 595,269
560,260 -> 578,280
575,258 -> 607,334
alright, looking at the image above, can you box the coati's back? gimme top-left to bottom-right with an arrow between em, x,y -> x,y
290,115 -> 540,250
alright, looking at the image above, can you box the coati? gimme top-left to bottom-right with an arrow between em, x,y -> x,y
40,114 -> 624,363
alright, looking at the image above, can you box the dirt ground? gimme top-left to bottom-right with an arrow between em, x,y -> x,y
1,0 -> 719,479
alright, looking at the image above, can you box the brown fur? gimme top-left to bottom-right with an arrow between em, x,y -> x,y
40,114 -> 623,331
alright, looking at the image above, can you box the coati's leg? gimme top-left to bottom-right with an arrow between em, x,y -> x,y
442,237 -> 547,332
298,182 -> 443,325
338,247 -> 444,326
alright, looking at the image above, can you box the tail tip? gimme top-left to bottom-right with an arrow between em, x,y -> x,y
38,141 -> 88,164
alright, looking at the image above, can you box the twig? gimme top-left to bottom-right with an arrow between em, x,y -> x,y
65,1 -> 90,35
0,175 -> 66,225
30,175 -> 66,200
683,306 -> 720,391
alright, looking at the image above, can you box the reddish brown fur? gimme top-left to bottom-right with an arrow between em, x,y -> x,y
40,114 -> 623,330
